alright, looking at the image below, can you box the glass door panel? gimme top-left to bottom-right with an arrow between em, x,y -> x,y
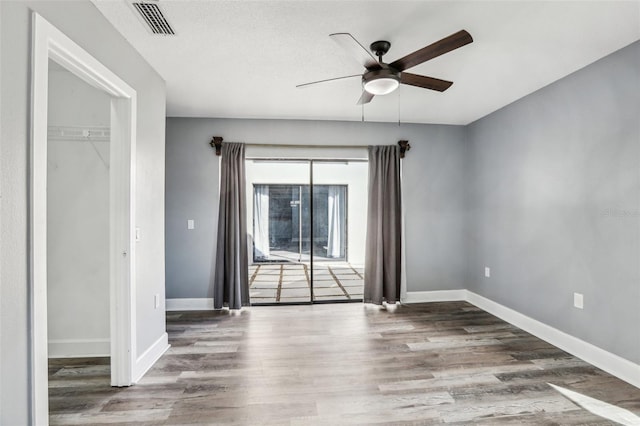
311,161 -> 367,302
246,160 -> 311,304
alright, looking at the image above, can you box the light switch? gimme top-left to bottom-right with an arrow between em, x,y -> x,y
187,219 -> 195,230
135,227 -> 141,242
154,294 -> 160,309
574,293 -> 584,309
484,267 -> 491,278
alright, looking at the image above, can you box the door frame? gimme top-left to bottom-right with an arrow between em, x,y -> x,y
247,158 -> 366,305
30,13 -> 137,425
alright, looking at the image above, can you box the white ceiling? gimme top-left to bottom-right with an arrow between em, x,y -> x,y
93,1 -> 639,125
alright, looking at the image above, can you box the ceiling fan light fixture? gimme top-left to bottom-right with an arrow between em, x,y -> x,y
363,70 -> 400,95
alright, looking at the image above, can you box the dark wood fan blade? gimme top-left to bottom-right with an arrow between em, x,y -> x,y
330,33 -> 381,71
400,73 -> 453,92
390,30 -> 473,72
296,74 -> 361,89
357,90 -> 374,105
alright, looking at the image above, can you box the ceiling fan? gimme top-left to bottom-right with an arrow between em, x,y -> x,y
297,30 -> 473,104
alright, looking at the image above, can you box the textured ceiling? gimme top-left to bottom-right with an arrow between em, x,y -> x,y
93,1 -> 640,125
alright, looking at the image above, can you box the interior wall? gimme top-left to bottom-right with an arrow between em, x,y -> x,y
0,2 -> 166,423
165,118 -> 467,299
466,41 -> 640,364
47,64 -> 111,357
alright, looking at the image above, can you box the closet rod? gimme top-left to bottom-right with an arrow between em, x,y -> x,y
209,136 -> 411,158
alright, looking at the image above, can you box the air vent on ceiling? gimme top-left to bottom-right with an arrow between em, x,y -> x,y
132,2 -> 175,35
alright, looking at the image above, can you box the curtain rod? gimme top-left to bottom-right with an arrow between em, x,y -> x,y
209,136 -> 411,158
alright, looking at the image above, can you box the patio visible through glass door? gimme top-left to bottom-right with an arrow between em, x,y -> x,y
245,159 -> 366,304
311,161 -> 367,302
246,160 -> 312,304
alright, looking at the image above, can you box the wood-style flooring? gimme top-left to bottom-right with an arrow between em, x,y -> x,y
49,302 -> 640,425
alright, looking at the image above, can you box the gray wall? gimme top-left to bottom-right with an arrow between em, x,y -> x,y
0,2 -> 166,423
466,41 -> 640,364
165,118 -> 467,299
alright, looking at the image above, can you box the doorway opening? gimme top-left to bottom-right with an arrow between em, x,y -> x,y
30,13 -> 137,425
46,58 -> 113,413
246,159 -> 367,304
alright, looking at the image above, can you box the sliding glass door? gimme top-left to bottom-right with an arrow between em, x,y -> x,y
246,159 -> 366,304
312,161 -> 367,302
253,184 -> 311,263
246,160 -> 311,304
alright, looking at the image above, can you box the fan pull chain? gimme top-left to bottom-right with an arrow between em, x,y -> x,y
361,81 -> 365,122
398,84 -> 401,127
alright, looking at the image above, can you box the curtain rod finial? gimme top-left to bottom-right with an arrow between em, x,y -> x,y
210,136 -> 223,156
398,140 -> 410,158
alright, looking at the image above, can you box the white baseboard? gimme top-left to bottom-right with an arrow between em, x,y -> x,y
133,332 -> 169,383
402,289 -> 467,304
48,338 -> 110,358
166,298 -> 214,311
402,289 -> 640,388
465,291 -> 640,389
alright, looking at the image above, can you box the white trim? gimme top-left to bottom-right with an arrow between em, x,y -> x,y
402,289 -> 467,304
166,298 -> 215,311
133,333 -> 169,383
465,291 -> 640,389
48,339 -> 110,358
30,13 -> 137,425
109,96 -> 137,388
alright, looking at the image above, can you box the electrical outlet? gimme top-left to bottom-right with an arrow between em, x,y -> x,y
154,294 -> 160,309
484,267 -> 491,278
187,219 -> 195,230
574,293 -> 584,309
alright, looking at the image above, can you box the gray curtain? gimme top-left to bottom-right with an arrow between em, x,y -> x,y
364,145 -> 402,304
214,143 -> 250,309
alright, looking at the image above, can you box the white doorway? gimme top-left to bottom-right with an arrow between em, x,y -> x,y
30,13 -> 137,425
